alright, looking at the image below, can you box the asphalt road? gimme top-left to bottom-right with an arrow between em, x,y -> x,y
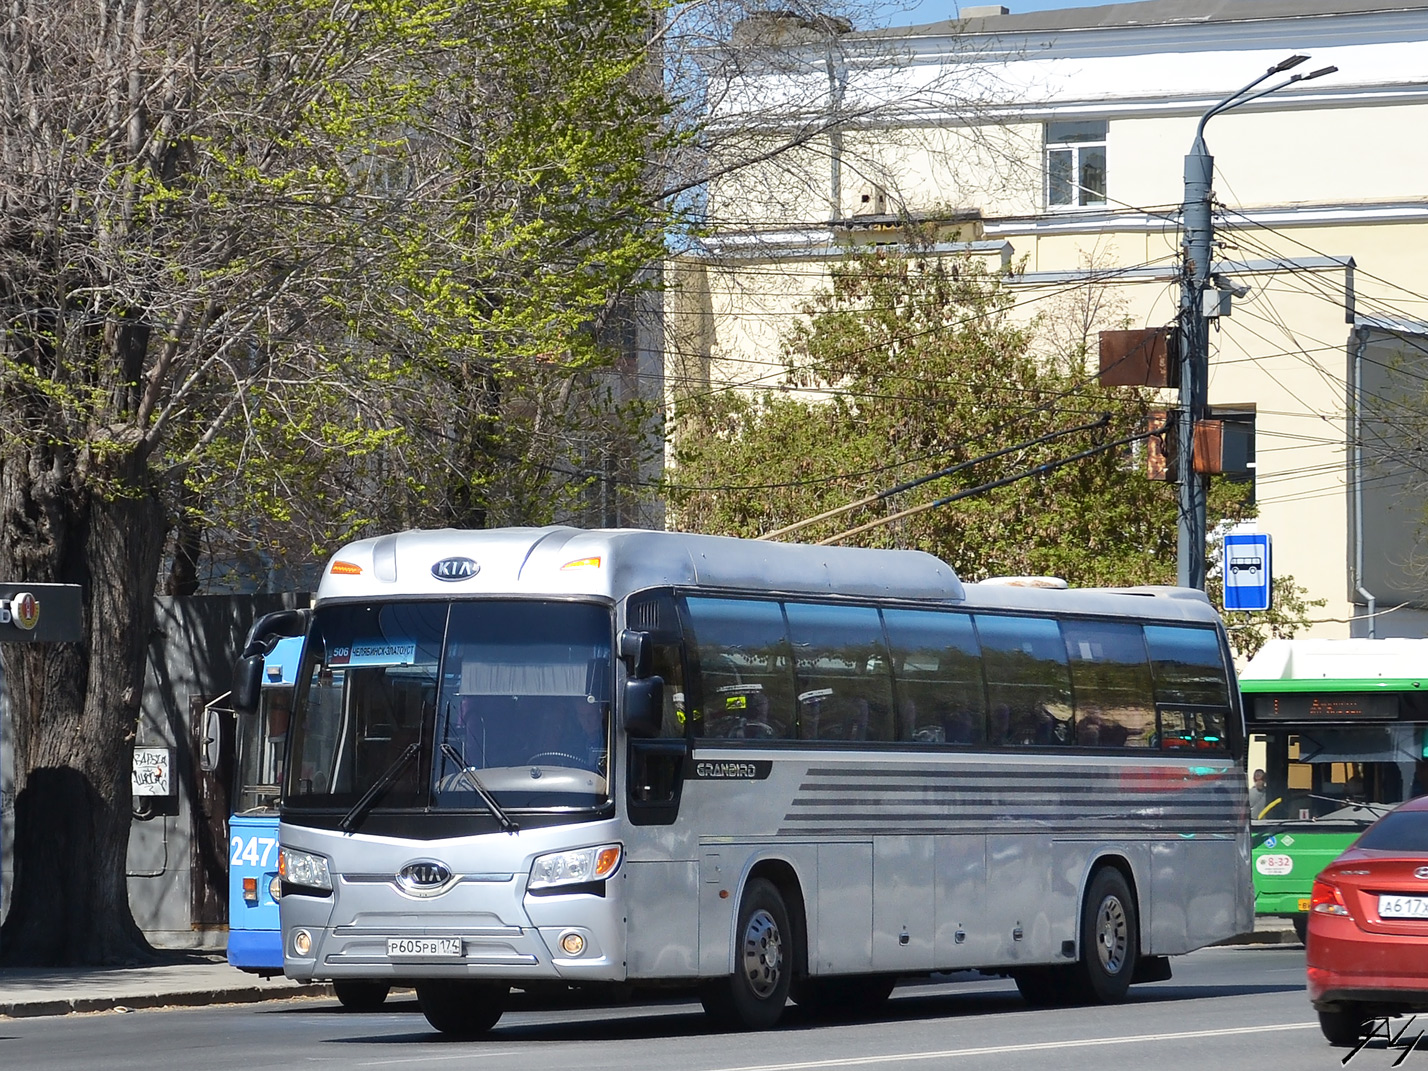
1,945 -> 1406,1071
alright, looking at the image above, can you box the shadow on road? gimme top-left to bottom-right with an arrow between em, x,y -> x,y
300,971 -> 1306,1047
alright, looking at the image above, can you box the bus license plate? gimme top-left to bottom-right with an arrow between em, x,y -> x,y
1379,895 -> 1428,919
388,937 -> 462,957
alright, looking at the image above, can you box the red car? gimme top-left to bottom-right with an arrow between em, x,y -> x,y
1306,794 -> 1428,1046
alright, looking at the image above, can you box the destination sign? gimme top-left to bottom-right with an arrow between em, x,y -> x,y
1249,692 -> 1400,721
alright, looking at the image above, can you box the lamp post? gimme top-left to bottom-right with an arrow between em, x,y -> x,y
1176,56 -> 1337,589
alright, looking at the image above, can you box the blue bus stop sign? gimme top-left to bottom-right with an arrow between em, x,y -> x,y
1223,532 -> 1272,611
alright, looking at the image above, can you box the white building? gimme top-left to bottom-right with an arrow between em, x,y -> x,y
669,0 -> 1428,637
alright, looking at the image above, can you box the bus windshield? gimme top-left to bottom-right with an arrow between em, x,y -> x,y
1253,723 -> 1428,822
233,635 -> 302,815
285,600 -> 613,812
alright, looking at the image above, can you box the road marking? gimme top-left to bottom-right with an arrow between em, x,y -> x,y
357,1051 -> 523,1064
699,1021 -> 1320,1071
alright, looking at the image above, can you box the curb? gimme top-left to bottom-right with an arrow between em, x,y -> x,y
1215,929 -> 1303,947
0,983 -> 335,1019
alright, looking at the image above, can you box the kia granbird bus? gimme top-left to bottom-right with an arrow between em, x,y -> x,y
232,526 -> 1252,1036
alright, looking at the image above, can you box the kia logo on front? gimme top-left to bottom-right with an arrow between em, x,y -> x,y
397,861 -> 454,896
1416,866 -> 1428,880
431,557 -> 480,582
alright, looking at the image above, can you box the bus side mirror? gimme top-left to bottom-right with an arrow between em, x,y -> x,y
233,651 -> 266,715
625,676 -> 664,739
618,629 -> 652,679
198,704 -> 226,773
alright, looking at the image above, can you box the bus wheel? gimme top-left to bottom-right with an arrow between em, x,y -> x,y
701,877 -> 792,1030
1070,867 -> 1138,1004
1292,916 -> 1308,945
1318,1008 -> 1367,1047
333,980 -> 390,1011
791,974 -> 896,1018
415,981 -> 507,1037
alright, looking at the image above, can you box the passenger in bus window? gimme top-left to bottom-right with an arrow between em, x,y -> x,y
1412,759 -> 1428,798
1248,769 -> 1269,816
944,709 -> 978,745
989,704 -> 1013,746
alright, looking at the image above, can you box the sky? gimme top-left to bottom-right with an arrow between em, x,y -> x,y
880,0 -> 1119,28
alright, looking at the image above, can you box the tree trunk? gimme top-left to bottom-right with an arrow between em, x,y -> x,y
0,456 -> 167,966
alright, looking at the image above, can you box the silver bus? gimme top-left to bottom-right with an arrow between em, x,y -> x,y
232,526 -> 1252,1035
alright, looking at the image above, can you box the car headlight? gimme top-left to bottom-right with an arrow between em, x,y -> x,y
528,843 -> 622,891
279,847 -> 332,892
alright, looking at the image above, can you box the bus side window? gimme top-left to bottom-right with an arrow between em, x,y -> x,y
785,602 -> 895,742
626,590 -> 688,738
1062,620 -> 1155,748
685,596 -> 796,740
1145,625 -> 1232,751
650,642 -> 688,738
883,608 -> 985,745
975,614 -> 1072,747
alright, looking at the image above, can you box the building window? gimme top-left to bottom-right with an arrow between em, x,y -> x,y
1046,121 -> 1107,208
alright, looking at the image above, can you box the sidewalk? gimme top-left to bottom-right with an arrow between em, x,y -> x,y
0,919 -> 1304,1020
0,953 -> 334,1018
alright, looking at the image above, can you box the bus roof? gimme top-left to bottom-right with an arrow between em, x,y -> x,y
1240,637 -> 1428,692
315,526 -> 965,603
311,527 -> 1225,627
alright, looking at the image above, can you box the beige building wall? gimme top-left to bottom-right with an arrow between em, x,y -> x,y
671,0 -> 1428,638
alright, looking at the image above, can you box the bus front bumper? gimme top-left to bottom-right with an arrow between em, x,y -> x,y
280,864 -> 627,983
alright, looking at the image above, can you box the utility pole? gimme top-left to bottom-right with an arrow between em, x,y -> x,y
1176,55 -> 1336,589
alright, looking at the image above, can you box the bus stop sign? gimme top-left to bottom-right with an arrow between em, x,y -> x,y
1223,532 -> 1272,612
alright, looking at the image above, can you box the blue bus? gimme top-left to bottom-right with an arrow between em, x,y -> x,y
227,635 -> 392,1010
227,635 -> 299,974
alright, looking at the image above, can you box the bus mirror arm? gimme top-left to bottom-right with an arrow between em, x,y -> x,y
233,609 -> 310,715
624,676 -> 664,739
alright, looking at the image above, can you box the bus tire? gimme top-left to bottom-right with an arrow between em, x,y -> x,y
1070,867 -> 1138,1004
1292,916 -> 1308,945
333,980 -> 390,1011
1318,1007 -> 1367,1047
700,877 -> 792,1030
791,974 -> 896,1018
415,980 -> 507,1037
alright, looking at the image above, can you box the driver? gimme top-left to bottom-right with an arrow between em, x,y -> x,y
537,699 -> 607,773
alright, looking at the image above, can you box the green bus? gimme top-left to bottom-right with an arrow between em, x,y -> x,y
1241,638 -> 1428,941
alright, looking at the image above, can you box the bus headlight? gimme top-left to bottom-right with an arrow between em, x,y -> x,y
528,844 -> 622,891
269,876 -> 283,902
279,847 -> 332,892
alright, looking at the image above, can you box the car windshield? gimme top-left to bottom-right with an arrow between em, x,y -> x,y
285,600 -> 612,812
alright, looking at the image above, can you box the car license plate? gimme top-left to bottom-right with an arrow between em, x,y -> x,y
387,937 -> 462,957
1378,895 -> 1428,919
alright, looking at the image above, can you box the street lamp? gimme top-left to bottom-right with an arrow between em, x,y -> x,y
1175,56 -> 1338,590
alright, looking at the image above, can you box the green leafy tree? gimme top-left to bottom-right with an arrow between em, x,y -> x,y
671,242 -> 1179,584
0,0 -> 672,965
671,240 -> 1323,651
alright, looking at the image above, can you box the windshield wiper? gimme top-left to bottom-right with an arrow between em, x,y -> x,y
1308,793 -> 1391,820
440,743 -> 519,834
340,743 -> 420,832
